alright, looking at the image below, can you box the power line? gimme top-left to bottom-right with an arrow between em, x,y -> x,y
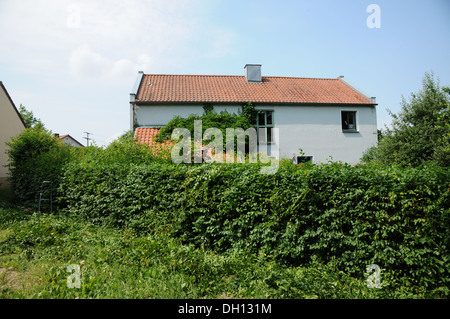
83,132 -> 93,147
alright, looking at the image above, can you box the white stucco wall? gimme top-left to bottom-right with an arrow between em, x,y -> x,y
135,105 -> 203,126
135,103 -> 377,165
261,105 -> 378,164
134,104 -> 242,127
0,85 -> 26,187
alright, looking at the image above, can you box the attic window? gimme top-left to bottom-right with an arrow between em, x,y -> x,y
341,111 -> 357,132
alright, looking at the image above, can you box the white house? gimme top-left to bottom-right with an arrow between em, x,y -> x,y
55,134 -> 84,148
130,65 -> 377,164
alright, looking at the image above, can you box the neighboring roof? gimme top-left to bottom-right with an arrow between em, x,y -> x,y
135,74 -> 375,105
134,127 -> 223,161
58,134 -> 84,147
0,81 -> 27,128
134,127 -> 173,147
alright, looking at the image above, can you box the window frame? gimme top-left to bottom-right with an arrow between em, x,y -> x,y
341,110 -> 358,133
297,156 -> 313,164
256,110 -> 275,145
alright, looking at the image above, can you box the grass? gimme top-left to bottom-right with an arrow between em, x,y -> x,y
0,197 -> 442,299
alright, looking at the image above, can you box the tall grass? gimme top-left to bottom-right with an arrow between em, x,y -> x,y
0,202 -> 431,299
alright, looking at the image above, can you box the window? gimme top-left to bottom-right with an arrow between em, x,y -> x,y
341,111 -> 357,132
256,110 -> 274,156
297,156 -> 313,164
256,111 -> 274,144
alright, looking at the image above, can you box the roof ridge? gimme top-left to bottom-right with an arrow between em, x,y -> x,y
144,74 -> 241,77
144,74 -> 339,81
264,76 -> 339,80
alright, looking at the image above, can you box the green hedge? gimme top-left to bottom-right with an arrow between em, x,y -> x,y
58,162 -> 186,226
6,127 -> 74,207
5,129 -> 170,208
58,162 -> 449,293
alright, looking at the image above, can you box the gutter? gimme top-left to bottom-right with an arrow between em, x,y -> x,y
130,71 -> 144,131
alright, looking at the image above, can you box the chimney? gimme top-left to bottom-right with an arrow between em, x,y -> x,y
244,64 -> 262,83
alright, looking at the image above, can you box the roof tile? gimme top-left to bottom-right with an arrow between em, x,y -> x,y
136,74 -> 373,105
134,127 -> 172,146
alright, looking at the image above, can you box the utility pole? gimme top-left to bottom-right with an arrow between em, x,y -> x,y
83,132 -> 92,147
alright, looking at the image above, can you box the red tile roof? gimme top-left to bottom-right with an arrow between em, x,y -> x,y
134,128 -> 167,145
134,127 -> 173,149
134,128 -> 174,161
136,74 -> 374,105
135,127 -> 235,162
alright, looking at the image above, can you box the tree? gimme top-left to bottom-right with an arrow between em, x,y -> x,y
363,72 -> 449,167
432,86 -> 450,166
6,126 -> 72,205
18,104 -> 45,129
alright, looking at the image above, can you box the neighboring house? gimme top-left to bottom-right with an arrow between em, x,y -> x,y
130,64 -> 378,165
0,81 -> 26,188
55,134 -> 84,148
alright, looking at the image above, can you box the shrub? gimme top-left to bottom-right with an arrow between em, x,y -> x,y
58,162 -> 186,227
362,72 -> 450,167
6,127 -> 74,207
73,131 -> 172,166
58,160 -> 449,294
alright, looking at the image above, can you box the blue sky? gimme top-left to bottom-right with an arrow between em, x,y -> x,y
1,0 -> 449,146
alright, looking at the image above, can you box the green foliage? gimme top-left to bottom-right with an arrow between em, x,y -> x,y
58,160 -> 450,295
5,123 -> 448,298
76,131 -> 171,166
7,126 -> 57,167
364,72 -> 450,167
6,126 -> 73,207
58,162 -> 186,227
156,109 -> 254,150
0,205 -> 428,299
360,146 -> 380,164
18,104 -> 45,129
241,102 -> 258,125
5,127 -> 172,209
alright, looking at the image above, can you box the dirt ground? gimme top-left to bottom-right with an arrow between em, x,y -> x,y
0,267 -> 20,290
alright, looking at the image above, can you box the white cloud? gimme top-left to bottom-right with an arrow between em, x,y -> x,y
0,0 -> 201,79
112,59 -> 138,78
137,54 -> 154,71
0,0 -> 238,146
69,44 -> 111,79
69,45 -> 156,82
